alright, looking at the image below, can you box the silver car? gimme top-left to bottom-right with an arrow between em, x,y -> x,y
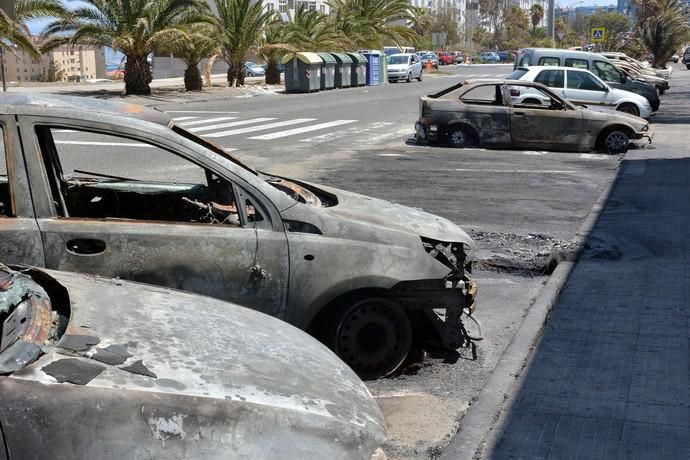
387,53 -> 423,82
0,263 -> 385,459
0,94 -> 479,379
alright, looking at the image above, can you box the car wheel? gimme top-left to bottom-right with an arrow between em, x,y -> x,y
617,103 -> 639,117
417,71 -> 423,82
406,72 -> 411,83
333,298 -> 412,380
604,130 -> 630,154
447,126 -> 476,148
686,64 -> 690,70
246,71 -> 254,77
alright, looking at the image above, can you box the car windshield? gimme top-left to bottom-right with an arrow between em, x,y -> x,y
245,61 -> 257,67
507,69 -> 527,80
388,55 -> 409,64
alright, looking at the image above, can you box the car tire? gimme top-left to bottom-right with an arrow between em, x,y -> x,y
332,297 -> 412,380
447,125 -> 476,148
246,71 -> 254,77
686,64 -> 690,70
617,103 -> 639,117
603,129 -> 630,154
417,71 -> 423,82
407,72 -> 411,83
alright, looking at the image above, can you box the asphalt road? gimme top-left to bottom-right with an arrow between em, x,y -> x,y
51,61 -> 679,459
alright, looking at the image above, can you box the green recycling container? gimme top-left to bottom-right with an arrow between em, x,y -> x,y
346,52 -> 368,87
331,53 -> 353,88
316,52 -> 336,90
282,52 -> 323,93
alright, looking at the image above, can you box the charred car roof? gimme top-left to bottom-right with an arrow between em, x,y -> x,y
0,93 -> 171,126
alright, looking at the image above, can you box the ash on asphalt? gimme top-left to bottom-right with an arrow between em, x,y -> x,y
470,230 -> 581,276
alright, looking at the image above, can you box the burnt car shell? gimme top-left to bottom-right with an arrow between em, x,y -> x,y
0,265 -> 385,460
0,94 -> 479,379
415,79 -> 651,153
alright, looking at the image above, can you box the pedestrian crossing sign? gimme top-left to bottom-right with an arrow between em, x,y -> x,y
591,28 -> 606,42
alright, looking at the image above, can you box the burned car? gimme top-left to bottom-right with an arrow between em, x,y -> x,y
0,94 -> 478,379
0,263 -> 385,459
415,79 -> 652,154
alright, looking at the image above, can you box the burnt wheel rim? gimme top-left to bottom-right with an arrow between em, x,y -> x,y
449,129 -> 468,147
335,299 -> 412,380
605,131 -> 629,153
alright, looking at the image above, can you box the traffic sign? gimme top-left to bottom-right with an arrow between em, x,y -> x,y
557,32 -> 565,40
591,27 -> 606,42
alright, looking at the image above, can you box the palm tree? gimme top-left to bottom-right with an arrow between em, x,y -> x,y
43,0 -> 208,95
409,6 -> 433,44
637,0 -> 689,67
212,0 -> 272,87
257,13 -> 291,85
328,0 -> 416,50
161,23 -> 220,91
529,4 -> 544,32
1,0 -> 67,58
284,6 -> 346,51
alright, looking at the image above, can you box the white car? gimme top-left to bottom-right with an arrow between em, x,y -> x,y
387,53 -> 423,82
510,66 -> 652,119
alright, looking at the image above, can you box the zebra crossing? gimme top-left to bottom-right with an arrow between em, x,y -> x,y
167,112 -> 410,146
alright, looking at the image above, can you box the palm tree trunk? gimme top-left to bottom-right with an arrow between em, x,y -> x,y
226,60 -> 245,87
124,54 -> 152,95
184,63 -> 203,91
265,60 -> 281,85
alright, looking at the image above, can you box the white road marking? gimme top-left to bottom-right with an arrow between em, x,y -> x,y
520,151 -> 549,155
166,111 -> 238,114
579,153 -> 610,160
178,116 -> 237,127
55,141 -> 152,148
249,120 -> 357,140
222,147 -> 238,152
171,116 -> 199,121
379,153 -> 407,157
299,121 -> 393,143
455,168 -> 577,173
205,118 -> 317,138
190,117 -> 276,133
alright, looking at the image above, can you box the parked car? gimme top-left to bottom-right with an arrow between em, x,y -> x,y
480,52 -> 500,63
415,79 -> 651,155
387,53 -> 423,82
451,51 -> 465,63
613,61 -> 669,95
671,53 -> 679,63
0,94 -> 480,379
421,52 -> 439,69
514,48 -> 660,111
513,66 -> 653,119
0,263 -> 386,459
600,52 -> 671,79
244,61 -> 266,77
437,51 -> 453,65
497,51 -> 513,62
682,46 -> 690,68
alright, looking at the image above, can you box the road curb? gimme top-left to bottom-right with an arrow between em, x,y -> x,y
439,160 -> 620,460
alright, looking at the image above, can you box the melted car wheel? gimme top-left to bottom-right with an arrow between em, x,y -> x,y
448,126 -> 475,148
334,298 -> 412,380
604,130 -> 630,154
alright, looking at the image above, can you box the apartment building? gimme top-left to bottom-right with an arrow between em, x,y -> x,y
3,38 -> 106,83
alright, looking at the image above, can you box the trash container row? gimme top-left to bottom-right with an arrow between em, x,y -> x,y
283,51 -> 377,93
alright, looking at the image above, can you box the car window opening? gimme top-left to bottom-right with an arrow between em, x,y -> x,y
35,126 -> 242,226
0,126 -> 11,217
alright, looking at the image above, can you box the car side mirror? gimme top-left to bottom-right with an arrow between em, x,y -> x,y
605,86 -> 610,93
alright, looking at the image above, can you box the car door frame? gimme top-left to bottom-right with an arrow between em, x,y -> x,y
563,69 -> 613,109
16,115 -> 291,318
0,114 -> 45,267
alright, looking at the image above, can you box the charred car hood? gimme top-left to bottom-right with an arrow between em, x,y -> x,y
290,181 -> 473,246
8,270 -> 385,452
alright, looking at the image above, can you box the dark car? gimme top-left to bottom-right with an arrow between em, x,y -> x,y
0,264 -> 386,459
682,46 -> 690,68
415,79 -> 652,155
0,94 -> 480,379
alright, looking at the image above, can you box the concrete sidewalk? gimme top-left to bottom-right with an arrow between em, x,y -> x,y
441,69 -> 690,460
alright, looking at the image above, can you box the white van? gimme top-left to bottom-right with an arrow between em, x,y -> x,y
387,53 -> 423,82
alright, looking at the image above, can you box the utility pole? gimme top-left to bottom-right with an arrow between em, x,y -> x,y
0,0 -> 14,92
